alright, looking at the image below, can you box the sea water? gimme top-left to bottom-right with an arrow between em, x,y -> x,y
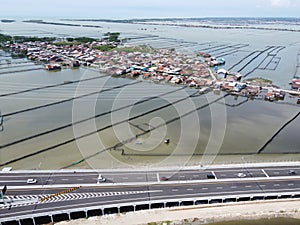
0,19 -> 299,169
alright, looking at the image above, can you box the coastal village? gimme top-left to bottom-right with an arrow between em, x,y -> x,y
3,37 -> 300,104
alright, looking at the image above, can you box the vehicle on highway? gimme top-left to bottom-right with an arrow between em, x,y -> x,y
207,174 -> 215,179
160,176 -> 169,181
97,174 -> 106,183
288,170 -> 296,175
237,173 -> 246,178
26,179 -> 37,184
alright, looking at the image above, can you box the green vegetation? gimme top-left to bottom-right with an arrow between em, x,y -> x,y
0,32 -> 122,47
0,32 -> 122,53
11,52 -> 27,58
1,34 -> 56,44
104,32 -> 121,42
74,37 -> 97,43
114,45 -> 155,53
1,19 -> 16,23
92,45 -> 116,51
0,32 -> 102,45
12,36 -> 56,43
53,37 -> 99,46
66,37 -> 74,42
0,34 -> 12,42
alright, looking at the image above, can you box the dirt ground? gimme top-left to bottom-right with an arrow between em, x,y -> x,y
55,199 -> 300,225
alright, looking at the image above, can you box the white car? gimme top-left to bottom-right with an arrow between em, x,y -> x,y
27,178 -> 37,184
237,173 -> 246,178
97,174 -> 106,183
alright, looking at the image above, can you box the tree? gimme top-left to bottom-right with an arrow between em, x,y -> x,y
66,37 -> 74,42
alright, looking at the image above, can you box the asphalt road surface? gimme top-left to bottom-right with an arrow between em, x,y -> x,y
0,164 -> 299,221
0,166 -> 299,186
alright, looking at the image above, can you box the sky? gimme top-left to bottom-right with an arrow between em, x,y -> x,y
0,0 -> 299,19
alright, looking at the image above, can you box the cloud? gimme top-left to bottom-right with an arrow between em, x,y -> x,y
270,0 -> 291,7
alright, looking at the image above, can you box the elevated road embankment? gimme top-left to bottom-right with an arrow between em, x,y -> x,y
0,163 -> 299,225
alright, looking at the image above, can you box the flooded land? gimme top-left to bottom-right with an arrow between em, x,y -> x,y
0,18 -> 299,170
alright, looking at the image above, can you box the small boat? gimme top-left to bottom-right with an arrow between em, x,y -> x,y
46,64 -> 62,71
164,139 -> 170,144
199,87 -> 211,94
72,60 -> 80,68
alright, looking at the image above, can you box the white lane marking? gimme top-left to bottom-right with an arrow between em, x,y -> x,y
193,175 -> 199,177
172,189 -> 178,192
211,168 -> 262,173
274,172 -> 280,174
77,179 -> 84,181
217,187 -> 223,190
260,184 -> 266,187
288,183 -> 294,186
180,176 -> 185,178
231,186 -> 237,189
61,179 -> 69,181
1,190 -> 165,209
0,180 -> 28,183
187,189 -> 193,191
274,184 -> 280,187
202,187 -> 208,190
245,186 -> 252,188
211,171 -> 217,180
122,177 -> 129,180
261,169 -> 269,178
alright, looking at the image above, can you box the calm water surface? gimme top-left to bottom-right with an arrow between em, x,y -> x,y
0,20 -> 299,169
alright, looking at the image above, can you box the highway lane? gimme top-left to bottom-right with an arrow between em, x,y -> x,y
0,166 -> 299,186
2,185 -> 154,219
0,165 -> 299,221
4,179 -> 300,196
1,178 -> 300,220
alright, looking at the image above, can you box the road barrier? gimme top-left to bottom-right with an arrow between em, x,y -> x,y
1,191 -> 300,225
39,186 -> 81,202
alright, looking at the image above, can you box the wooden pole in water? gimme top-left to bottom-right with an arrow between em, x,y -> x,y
0,110 -> 2,126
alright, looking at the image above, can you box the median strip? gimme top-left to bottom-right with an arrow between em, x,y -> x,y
39,186 -> 81,202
